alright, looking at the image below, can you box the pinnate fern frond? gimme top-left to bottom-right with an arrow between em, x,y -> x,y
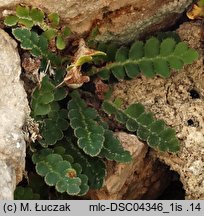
63,139 -> 106,189
68,91 -> 132,161
68,90 -> 105,156
99,130 -> 132,162
39,109 -> 69,146
4,5 -> 44,28
98,37 -> 199,80
31,76 -> 67,116
102,101 -> 180,152
12,28 -> 60,65
4,5 -> 71,50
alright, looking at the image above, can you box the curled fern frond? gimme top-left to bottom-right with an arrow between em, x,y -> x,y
102,101 -> 180,153
98,37 -> 199,80
67,90 -> 105,156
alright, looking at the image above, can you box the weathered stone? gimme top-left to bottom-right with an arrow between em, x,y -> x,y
0,0 -> 192,42
88,132 -> 170,200
111,22 -> 204,199
0,29 -> 29,199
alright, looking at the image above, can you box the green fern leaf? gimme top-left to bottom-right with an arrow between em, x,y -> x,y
31,76 -> 67,119
18,18 -> 33,28
129,41 -> 144,59
56,35 -> 66,50
180,48 -> 199,64
54,87 -> 68,101
106,43 -> 119,61
43,28 -> 57,40
4,15 -> 18,26
102,101 -> 180,153
32,150 -> 89,196
30,8 -> 45,22
31,76 -> 55,116
97,68 -> 110,80
63,139 -> 106,189
62,26 -> 72,37
16,5 -> 30,18
168,56 -> 184,69
144,37 -> 160,57
68,90 -> 105,156
153,59 -> 170,78
4,5 -> 46,29
12,28 -> 60,65
48,13 -> 60,27
39,110 -> 69,145
124,63 -> 140,78
115,47 -> 129,62
139,60 -> 155,77
160,38 -> 176,56
98,37 -> 199,80
99,130 -> 132,162
111,65 -> 126,80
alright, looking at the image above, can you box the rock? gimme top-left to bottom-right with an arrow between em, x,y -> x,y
0,29 -> 29,199
111,22 -> 204,199
0,0 -> 192,42
88,132 -> 170,199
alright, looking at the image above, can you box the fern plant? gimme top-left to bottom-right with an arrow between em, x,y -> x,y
4,5 -> 71,50
32,148 -> 89,195
95,37 -> 198,80
102,101 -> 180,152
68,91 -> 105,156
4,5 -> 199,199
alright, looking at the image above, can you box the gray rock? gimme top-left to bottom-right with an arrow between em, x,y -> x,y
0,29 -> 29,199
1,0 -> 192,43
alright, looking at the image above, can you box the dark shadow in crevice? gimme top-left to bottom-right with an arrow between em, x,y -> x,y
157,171 -> 185,200
189,89 -> 200,99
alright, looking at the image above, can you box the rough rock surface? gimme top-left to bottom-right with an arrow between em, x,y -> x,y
0,0 -> 192,42
0,29 -> 29,199
89,132 -> 171,200
111,22 -> 204,199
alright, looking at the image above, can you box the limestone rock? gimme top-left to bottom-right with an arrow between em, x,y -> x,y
1,0 -> 192,42
0,29 -> 29,199
111,22 -> 204,199
89,132 -> 170,200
